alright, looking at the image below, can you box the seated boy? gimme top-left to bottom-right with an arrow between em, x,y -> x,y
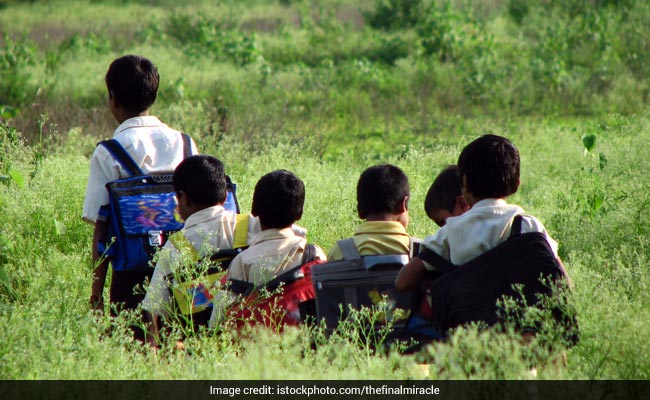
396,134 -> 563,291
423,165 -> 470,228
142,155 -> 256,346
209,169 -> 326,328
327,164 -> 411,260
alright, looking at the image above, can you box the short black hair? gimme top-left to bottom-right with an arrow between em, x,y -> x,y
105,55 -> 159,114
457,134 -> 520,198
424,165 -> 461,219
252,170 -> 305,229
173,155 -> 227,207
357,164 -> 410,218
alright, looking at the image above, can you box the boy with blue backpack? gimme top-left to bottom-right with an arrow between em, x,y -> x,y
142,155 -> 254,346
82,55 -> 198,320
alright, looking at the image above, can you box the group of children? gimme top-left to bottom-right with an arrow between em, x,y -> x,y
83,55 -> 565,346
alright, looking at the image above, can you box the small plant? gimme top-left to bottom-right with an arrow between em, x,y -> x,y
578,132 -> 609,218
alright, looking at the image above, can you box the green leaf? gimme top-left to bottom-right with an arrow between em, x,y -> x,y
8,169 -> 24,189
582,134 -> 597,152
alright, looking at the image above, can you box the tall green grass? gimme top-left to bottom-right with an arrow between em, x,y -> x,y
3,112 -> 650,378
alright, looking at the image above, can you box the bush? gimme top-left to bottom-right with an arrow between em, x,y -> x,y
365,0 -> 429,31
0,31 -> 36,109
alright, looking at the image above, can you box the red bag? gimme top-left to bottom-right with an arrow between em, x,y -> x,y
226,245 -> 322,331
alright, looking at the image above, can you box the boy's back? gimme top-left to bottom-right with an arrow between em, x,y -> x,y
228,227 -> 323,286
142,205 -> 254,317
328,164 -> 412,260
82,116 -> 197,224
327,221 -> 410,260
418,135 -> 558,269
424,198 -> 558,265
209,169 -> 325,328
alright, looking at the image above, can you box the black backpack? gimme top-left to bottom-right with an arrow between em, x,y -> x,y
418,215 -> 579,345
311,238 -> 417,337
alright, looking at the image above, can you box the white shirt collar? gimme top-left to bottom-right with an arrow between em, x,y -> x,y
472,198 -> 508,208
113,116 -> 164,136
182,205 -> 227,230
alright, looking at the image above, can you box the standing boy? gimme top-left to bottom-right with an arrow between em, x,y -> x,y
209,170 -> 326,328
396,134 -> 561,291
327,164 -> 412,260
83,55 -> 198,316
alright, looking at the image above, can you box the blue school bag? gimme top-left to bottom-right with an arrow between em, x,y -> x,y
97,134 -> 240,272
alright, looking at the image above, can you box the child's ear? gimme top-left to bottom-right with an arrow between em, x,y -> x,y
400,195 -> 409,212
456,195 -> 470,212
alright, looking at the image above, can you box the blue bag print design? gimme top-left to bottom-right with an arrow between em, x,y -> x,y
118,192 -> 182,236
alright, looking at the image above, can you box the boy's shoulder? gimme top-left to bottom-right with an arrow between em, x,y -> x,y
327,222 -> 411,261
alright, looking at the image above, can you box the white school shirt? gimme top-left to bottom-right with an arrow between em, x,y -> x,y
81,116 -> 198,224
141,206 -> 260,317
208,228 -> 325,328
421,198 -> 559,269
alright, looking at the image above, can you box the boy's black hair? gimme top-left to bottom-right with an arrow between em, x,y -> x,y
105,55 -> 159,115
252,170 -> 305,229
457,134 -> 520,199
424,165 -> 461,219
357,164 -> 410,217
173,155 -> 227,207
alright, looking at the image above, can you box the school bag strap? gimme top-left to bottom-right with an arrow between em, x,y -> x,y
180,132 -> 192,158
337,238 -> 361,261
99,139 -> 143,177
417,248 -> 456,274
228,243 -> 319,298
208,214 -> 250,263
168,231 -> 201,263
233,214 -> 249,248
509,214 -> 523,239
301,243 -> 317,264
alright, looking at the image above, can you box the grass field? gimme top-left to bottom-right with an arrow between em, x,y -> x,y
2,0 -> 650,380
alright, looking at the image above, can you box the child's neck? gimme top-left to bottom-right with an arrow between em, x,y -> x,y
260,223 -> 292,231
365,212 -> 400,222
467,195 -> 506,207
115,110 -> 150,124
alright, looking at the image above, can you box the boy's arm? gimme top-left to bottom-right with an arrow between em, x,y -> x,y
90,220 -> 109,312
395,257 -> 428,292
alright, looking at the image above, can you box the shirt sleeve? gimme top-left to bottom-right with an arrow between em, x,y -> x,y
141,244 -> 177,316
208,256 -> 243,329
420,227 -> 451,271
81,146 -> 120,224
326,243 -> 342,261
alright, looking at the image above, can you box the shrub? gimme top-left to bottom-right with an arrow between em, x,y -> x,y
0,31 -> 36,108
364,0 -> 429,31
